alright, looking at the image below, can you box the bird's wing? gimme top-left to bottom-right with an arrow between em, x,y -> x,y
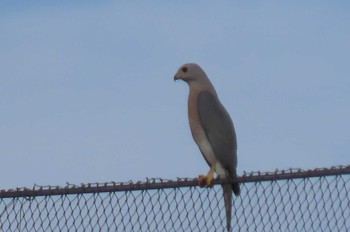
197,91 -> 237,172
198,91 -> 238,231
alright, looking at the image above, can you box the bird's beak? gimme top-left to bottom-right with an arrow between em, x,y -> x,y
174,76 -> 179,82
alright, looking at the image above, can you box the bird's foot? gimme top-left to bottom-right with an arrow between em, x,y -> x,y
198,165 -> 215,188
198,175 -> 207,187
198,175 -> 214,188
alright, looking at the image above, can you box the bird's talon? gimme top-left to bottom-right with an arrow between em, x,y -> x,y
198,175 -> 207,187
207,178 -> 214,187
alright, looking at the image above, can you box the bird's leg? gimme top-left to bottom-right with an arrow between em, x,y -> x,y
198,165 -> 215,188
206,165 -> 215,187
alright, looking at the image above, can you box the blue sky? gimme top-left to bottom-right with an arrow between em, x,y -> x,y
1,1 -> 349,189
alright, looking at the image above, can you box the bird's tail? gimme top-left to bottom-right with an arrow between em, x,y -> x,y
232,181 -> 240,196
223,183 -> 232,232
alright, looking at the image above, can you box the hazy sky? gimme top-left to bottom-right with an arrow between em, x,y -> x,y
1,1 -> 349,189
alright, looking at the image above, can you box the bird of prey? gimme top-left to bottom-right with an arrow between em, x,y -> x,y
174,63 -> 240,232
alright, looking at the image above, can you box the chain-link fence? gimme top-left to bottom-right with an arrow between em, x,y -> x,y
1,165 -> 349,232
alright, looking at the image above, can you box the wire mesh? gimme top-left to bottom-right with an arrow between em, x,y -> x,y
1,165 -> 349,232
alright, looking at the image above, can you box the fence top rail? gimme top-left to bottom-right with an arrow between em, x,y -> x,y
1,165 -> 349,199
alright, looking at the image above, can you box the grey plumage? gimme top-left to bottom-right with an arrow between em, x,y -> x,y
197,92 -> 237,176
198,91 -> 239,231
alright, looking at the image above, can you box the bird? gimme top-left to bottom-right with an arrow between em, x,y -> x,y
174,63 -> 240,232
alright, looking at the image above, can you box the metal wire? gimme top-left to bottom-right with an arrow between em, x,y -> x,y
1,165 -> 349,231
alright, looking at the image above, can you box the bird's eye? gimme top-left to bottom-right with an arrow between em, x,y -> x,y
182,67 -> 188,73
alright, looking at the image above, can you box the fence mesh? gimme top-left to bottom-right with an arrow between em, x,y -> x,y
1,165 -> 350,232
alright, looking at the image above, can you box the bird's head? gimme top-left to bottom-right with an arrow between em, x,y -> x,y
174,63 -> 209,84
